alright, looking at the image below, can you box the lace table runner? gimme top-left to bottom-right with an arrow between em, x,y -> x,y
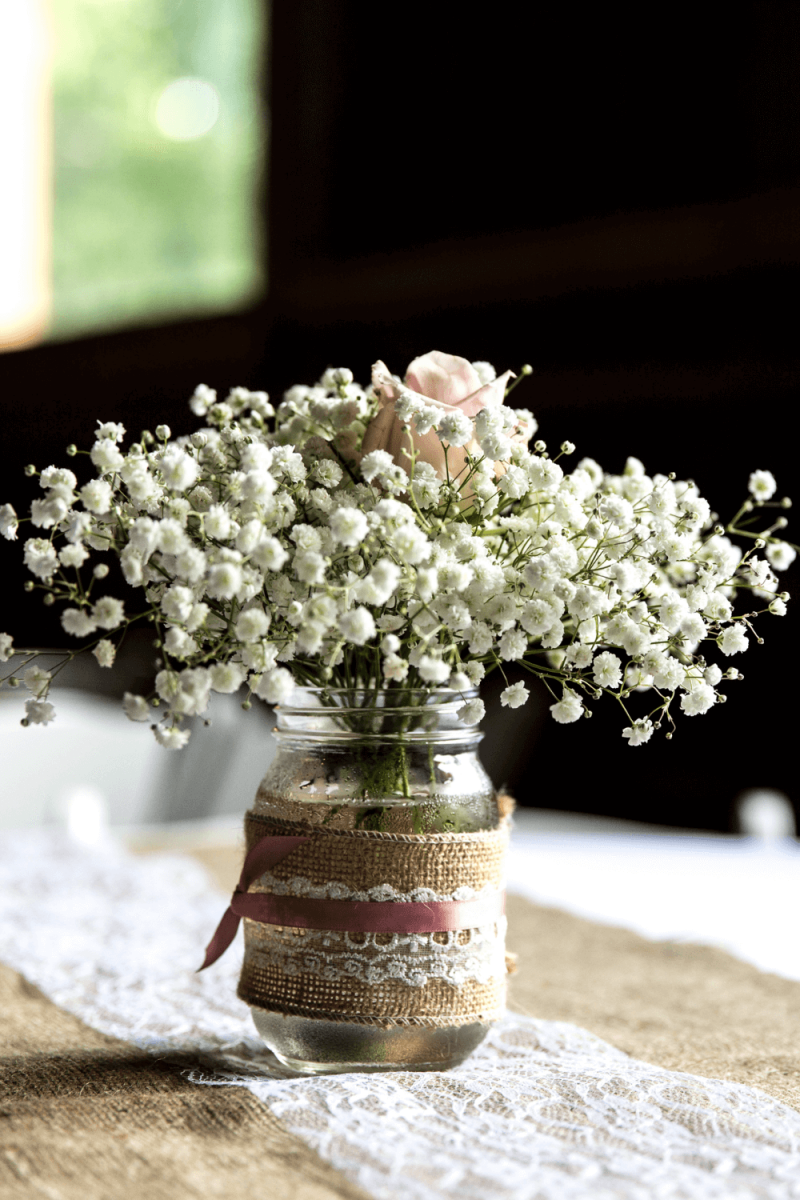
1,830 -> 799,1200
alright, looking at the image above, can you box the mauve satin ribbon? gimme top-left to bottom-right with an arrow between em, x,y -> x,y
199,833 -> 505,970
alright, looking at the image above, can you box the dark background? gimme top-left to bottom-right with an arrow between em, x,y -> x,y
1,2 -> 797,830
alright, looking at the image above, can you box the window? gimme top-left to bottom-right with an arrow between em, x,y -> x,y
0,0 -> 267,350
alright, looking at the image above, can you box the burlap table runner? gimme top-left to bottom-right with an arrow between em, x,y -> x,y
5,842 -> 800,1200
0,960 -> 368,1200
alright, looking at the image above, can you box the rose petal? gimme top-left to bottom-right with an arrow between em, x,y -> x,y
371,360 -> 403,404
405,351 -> 483,407
457,369 -> 516,417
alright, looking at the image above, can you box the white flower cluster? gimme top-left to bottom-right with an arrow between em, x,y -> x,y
1,369 -> 794,748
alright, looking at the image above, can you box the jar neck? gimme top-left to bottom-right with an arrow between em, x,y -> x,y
274,687 -> 483,749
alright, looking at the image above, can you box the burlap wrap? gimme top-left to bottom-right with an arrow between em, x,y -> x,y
237,812 -> 509,1027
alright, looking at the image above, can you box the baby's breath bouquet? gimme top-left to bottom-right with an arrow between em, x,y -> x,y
0,350 -> 794,757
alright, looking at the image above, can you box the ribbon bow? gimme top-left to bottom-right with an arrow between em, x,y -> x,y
199,833 -> 505,970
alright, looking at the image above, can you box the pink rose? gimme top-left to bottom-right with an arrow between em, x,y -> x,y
361,351 -> 516,482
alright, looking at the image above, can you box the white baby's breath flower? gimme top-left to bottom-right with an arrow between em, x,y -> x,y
186,602 -> 210,633
464,661 -> 485,685
361,449 -> 395,483
92,639 -> 116,668
329,506 -> 369,548
438,410 -> 473,447
61,608 -> 98,637
92,596 -> 125,630
457,698 -> 485,724
748,470 -> 777,501
90,439 -> 125,475
766,541 -> 796,571
206,561 -> 244,599
718,624 -> 749,656
550,688 -> 583,723
58,543 -> 89,569
499,628 -> 527,661
339,606 -> 377,646
80,479 -> 113,514
154,724 -> 191,750
652,656 -> 686,691
355,559 -> 402,606
205,505 -> 233,540
190,384 -> 216,416
159,449 -> 199,492
24,698 -> 56,725
31,495 -> 69,529
120,546 -> 144,587
254,666 -> 294,704
417,655 -> 450,684
622,717 -> 654,746
680,683 -> 716,715
156,518 -> 190,556
294,550 -> 326,586
96,420 -> 126,443
23,538 -> 58,580
382,653 -> 409,682
471,361 -> 496,386
392,524 -> 430,565
0,632 -> 14,662
235,608 -> 270,643
123,693 -> 150,722
593,651 -> 622,689
313,459 -> 344,488
251,536 -> 288,573
500,681 -> 530,709
24,665 -> 51,697
0,504 -> 18,540
163,628 -> 197,659
210,661 -> 247,693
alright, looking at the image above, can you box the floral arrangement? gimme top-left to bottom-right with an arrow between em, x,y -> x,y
0,350 -> 794,751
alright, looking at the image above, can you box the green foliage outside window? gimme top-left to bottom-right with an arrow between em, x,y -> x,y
51,0 -> 266,339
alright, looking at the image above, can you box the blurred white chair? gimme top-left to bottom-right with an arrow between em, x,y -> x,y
0,688 -> 276,829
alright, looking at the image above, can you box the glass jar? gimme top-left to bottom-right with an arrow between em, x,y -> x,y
238,686 -> 506,1074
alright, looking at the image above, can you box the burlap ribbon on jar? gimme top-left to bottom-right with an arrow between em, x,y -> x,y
230,811 -> 511,1029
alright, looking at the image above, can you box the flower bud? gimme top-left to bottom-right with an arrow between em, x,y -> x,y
534,440 -> 547,453
93,564 -> 109,579
714,525 -> 725,536
560,441 -> 576,455
781,496 -> 792,508
191,432 -> 208,449
66,444 -> 77,457
521,364 -> 533,375
24,464 -> 36,476
43,593 -> 54,606
156,425 -> 171,441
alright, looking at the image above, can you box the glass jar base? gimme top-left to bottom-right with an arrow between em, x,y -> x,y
251,1008 -> 491,1074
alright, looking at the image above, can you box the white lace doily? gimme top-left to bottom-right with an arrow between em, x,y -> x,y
1,829 -> 799,1200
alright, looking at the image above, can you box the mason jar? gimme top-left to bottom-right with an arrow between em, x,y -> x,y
237,687 -> 508,1074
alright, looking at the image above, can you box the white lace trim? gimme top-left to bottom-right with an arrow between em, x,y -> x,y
2,830 -> 800,1200
247,871 -> 506,988
252,869 -> 497,905
246,918 -> 507,988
